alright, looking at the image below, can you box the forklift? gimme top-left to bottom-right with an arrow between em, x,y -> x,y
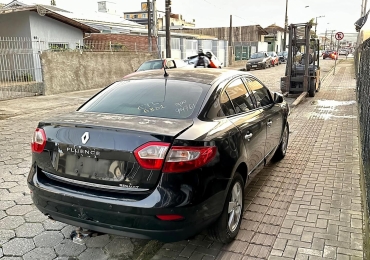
280,23 -> 321,97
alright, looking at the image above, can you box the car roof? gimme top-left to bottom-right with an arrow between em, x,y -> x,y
122,68 -> 248,85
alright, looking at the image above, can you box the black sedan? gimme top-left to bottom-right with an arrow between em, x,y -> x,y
28,69 -> 290,243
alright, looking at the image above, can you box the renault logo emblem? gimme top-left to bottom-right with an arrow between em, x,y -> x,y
81,132 -> 90,144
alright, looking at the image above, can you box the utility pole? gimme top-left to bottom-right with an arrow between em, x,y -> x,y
229,15 -> 233,46
283,0 -> 288,50
324,29 -> 327,50
152,0 -> 157,37
165,0 -> 171,58
147,0 -> 152,52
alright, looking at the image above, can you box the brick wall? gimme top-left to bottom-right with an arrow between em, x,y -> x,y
85,33 -> 157,52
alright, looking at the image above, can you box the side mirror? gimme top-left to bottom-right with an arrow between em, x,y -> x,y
134,69 -> 137,72
274,92 -> 284,103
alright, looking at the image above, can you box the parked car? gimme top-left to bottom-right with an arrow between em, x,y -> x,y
338,49 -> 349,55
322,50 -> 338,60
136,58 -> 188,72
186,51 -> 223,68
267,51 -> 280,66
28,69 -> 290,244
246,52 -> 272,71
277,51 -> 288,63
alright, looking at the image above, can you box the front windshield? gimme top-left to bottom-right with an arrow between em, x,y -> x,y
250,53 -> 265,59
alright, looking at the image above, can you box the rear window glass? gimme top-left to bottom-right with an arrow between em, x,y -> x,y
79,80 -> 207,119
137,60 -> 163,71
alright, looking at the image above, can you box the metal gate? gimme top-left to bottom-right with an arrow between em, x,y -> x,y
0,37 -> 44,101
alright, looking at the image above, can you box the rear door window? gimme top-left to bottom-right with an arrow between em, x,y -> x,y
79,80 -> 208,119
225,78 -> 256,114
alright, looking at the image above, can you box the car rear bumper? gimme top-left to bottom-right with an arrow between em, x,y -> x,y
246,64 -> 264,69
28,166 -> 224,242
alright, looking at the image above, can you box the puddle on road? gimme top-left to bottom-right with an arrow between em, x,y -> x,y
311,100 -> 356,107
310,100 -> 357,120
309,112 -> 357,120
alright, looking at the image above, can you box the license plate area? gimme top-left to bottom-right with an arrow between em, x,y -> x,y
53,144 -> 127,183
252,65 -> 257,67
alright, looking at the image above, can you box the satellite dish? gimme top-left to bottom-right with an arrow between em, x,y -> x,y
37,5 -> 47,16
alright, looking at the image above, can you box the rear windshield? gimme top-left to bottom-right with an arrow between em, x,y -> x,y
78,79 -> 208,119
251,53 -> 265,59
137,60 -> 163,71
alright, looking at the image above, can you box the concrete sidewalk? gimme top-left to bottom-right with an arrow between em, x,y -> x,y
151,61 -> 363,260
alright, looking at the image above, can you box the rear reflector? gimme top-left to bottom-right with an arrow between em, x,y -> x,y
31,128 -> 46,153
133,142 -> 170,170
134,142 -> 217,173
156,214 -> 184,221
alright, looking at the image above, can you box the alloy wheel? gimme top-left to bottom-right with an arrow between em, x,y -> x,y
228,182 -> 243,232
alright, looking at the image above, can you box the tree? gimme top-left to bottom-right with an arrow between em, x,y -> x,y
308,18 -> 317,39
51,0 -> 56,6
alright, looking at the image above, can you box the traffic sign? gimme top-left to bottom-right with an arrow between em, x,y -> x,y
335,32 -> 344,41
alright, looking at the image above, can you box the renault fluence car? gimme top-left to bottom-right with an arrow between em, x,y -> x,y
28,69 -> 289,243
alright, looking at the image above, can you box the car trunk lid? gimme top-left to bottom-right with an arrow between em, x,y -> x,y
35,112 -> 193,192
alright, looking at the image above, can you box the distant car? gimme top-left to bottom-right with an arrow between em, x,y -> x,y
322,50 -> 338,60
267,51 -> 279,66
186,51 -> 223,68
246,52 -> 272,71
136,58 -> 188,72
277,51 -> 288,63
338,49 -> 349,55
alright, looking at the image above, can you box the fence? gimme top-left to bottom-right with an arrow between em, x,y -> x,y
233,42 -> 261,61
356,37 -> 370,258
0,37 -> 45,100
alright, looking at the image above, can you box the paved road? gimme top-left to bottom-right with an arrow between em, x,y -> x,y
0,59 -> 359,260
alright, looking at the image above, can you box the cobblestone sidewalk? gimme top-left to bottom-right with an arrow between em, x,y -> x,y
151,61 -> 363,259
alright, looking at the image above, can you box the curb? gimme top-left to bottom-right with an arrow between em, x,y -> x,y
290,59 -> 344,109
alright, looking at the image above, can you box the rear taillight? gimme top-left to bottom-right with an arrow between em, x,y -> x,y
31,128 -> 46,153
163,146 -> 217,173
134,142 -> 170,170
134,142 -> 217,173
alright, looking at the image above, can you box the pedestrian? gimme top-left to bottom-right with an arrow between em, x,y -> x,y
195,49 -> 210,68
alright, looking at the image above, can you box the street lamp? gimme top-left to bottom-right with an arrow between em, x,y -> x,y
315,15 -> 325,37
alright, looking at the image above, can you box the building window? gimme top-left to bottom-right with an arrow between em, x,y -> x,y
142,13 -> 147,18
48,43 -> 69,51
126,14 -> 130,19
171,38 -> 180,50
134,14 -> 138,18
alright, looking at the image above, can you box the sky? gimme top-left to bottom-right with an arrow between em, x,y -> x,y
13,0 -> 365,38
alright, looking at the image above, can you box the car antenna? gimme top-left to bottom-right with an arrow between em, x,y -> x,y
154,36 -> 169,77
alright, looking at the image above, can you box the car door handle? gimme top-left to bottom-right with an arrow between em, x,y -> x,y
267,120 -> 272,127
245,133 -> 253,140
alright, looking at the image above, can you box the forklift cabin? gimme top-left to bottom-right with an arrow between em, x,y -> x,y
280,23 -> 321,97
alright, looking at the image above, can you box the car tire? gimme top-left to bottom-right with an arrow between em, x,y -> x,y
262,63 -> 266,69
246,67 -> 251,71
272,62 -> 275,67
272,123 -> 289,162
208,173 -> 244,244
